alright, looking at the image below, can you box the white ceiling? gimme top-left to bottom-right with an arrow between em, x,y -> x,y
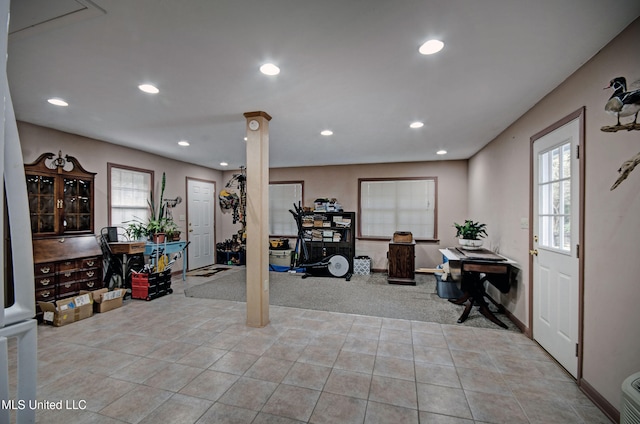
7,0 -> 640,170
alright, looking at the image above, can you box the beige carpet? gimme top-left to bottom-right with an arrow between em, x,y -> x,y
184,269 -> 520,331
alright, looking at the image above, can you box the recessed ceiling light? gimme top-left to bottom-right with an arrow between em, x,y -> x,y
178,140 -> 190,146
410,121 -> 424,129
419,39 -> 444,55
260,63 -> 280,76
220,162 -> 228,167
47,98 -> 68,107
138,84 -> 159,94
436,150 -> 447,155
244,137 -> 247,141
320,130 -> 333,136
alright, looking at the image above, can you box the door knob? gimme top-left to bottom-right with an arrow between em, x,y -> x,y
529,249 -> 538,256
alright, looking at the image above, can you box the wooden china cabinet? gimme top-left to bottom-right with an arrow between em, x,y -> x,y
25,152 -> 103,308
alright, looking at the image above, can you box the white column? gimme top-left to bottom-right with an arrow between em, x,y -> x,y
244,111 -> 271,327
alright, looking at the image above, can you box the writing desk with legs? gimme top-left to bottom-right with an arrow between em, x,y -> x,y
439,248 -> 517,329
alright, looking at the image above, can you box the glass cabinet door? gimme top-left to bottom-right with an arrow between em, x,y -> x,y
26,174 -> 57,235
63,177 -> 92,232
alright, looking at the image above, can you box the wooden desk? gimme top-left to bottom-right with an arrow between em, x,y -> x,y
107,242 -> 147,290
440,248 -> 517,329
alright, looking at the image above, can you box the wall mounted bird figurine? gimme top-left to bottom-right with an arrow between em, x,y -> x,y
603,76 -> 640,131
611,151 -> 640,190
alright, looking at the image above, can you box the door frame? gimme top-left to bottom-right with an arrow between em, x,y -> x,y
529,107 -> 586,381
186,177 -> 216,271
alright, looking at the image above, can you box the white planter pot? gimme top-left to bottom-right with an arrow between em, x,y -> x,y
458,238 -> 483,250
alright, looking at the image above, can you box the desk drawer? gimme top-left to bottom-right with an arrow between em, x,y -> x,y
59,270 -> 78,283
34,262 -> 55,276
58,281 -> 78,296
78,269 -> 98,280
35,275 -> 54,289
81,257 -> 100,269
79,279 -> 102,291
58,260 -> 79,272
35,288 -> 55,302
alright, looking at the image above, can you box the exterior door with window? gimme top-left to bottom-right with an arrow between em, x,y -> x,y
187,178 -> 215,270
531,112 -> 582,378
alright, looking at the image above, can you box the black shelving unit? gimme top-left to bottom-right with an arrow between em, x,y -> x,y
301,211 -> 356,273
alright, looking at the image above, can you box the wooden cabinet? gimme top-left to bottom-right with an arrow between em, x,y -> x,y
387,241 -> 415,285
301,212 -> 356,273
32,236 -> 103,302
25,152 -> 103,309
25,151 -> 95,237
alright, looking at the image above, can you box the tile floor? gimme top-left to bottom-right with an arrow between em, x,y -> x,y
7,271 -> 612,423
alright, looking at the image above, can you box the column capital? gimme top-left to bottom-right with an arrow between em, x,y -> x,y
243,111 -> 272,121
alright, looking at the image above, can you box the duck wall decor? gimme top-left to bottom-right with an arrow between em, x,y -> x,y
602,76 -> 640,132
604,76 -> 640,190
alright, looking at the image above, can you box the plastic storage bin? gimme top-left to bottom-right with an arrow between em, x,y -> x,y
435,271 -> 463,299
269,249 -> 292,267
131,271 -> 172,301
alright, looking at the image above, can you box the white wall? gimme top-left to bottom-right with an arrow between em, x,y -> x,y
18,122 -> 224,273
221,160 -> 469,270
469,17 -> 640,413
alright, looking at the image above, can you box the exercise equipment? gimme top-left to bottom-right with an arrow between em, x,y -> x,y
289,202 -> 352,280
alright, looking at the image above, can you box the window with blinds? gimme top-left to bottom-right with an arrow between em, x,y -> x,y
359,177 -> 437,240
269,181 -> 303,236
109,164 -> 153,227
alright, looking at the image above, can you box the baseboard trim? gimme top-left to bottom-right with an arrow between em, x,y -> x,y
580,378 -> 619,423
484,292 -> 530,336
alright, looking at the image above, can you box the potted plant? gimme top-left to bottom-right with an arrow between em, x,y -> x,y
454,219 -> 487,250
147,218 -> 168,243
146,172 -> 168,243
165,220 -> 181,241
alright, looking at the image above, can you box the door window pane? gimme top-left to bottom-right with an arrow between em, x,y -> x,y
538,142 -> 571,252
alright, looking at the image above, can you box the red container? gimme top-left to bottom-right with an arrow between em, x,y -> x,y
131,273 -> 149,286
130,272 -> 170,300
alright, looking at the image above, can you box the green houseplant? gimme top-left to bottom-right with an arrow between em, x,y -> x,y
454,219 -> 487,250
164,219 -> 181,241
147,218 -> 168,243
146,172 -> 168,243
124,220 -> 147,241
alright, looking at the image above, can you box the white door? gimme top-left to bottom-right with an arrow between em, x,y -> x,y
187,179 -> 215,270
532,114 -> 581,378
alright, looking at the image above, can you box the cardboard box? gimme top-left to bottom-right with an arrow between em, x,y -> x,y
81,288 -> 126,313
38,293 -> 93,327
